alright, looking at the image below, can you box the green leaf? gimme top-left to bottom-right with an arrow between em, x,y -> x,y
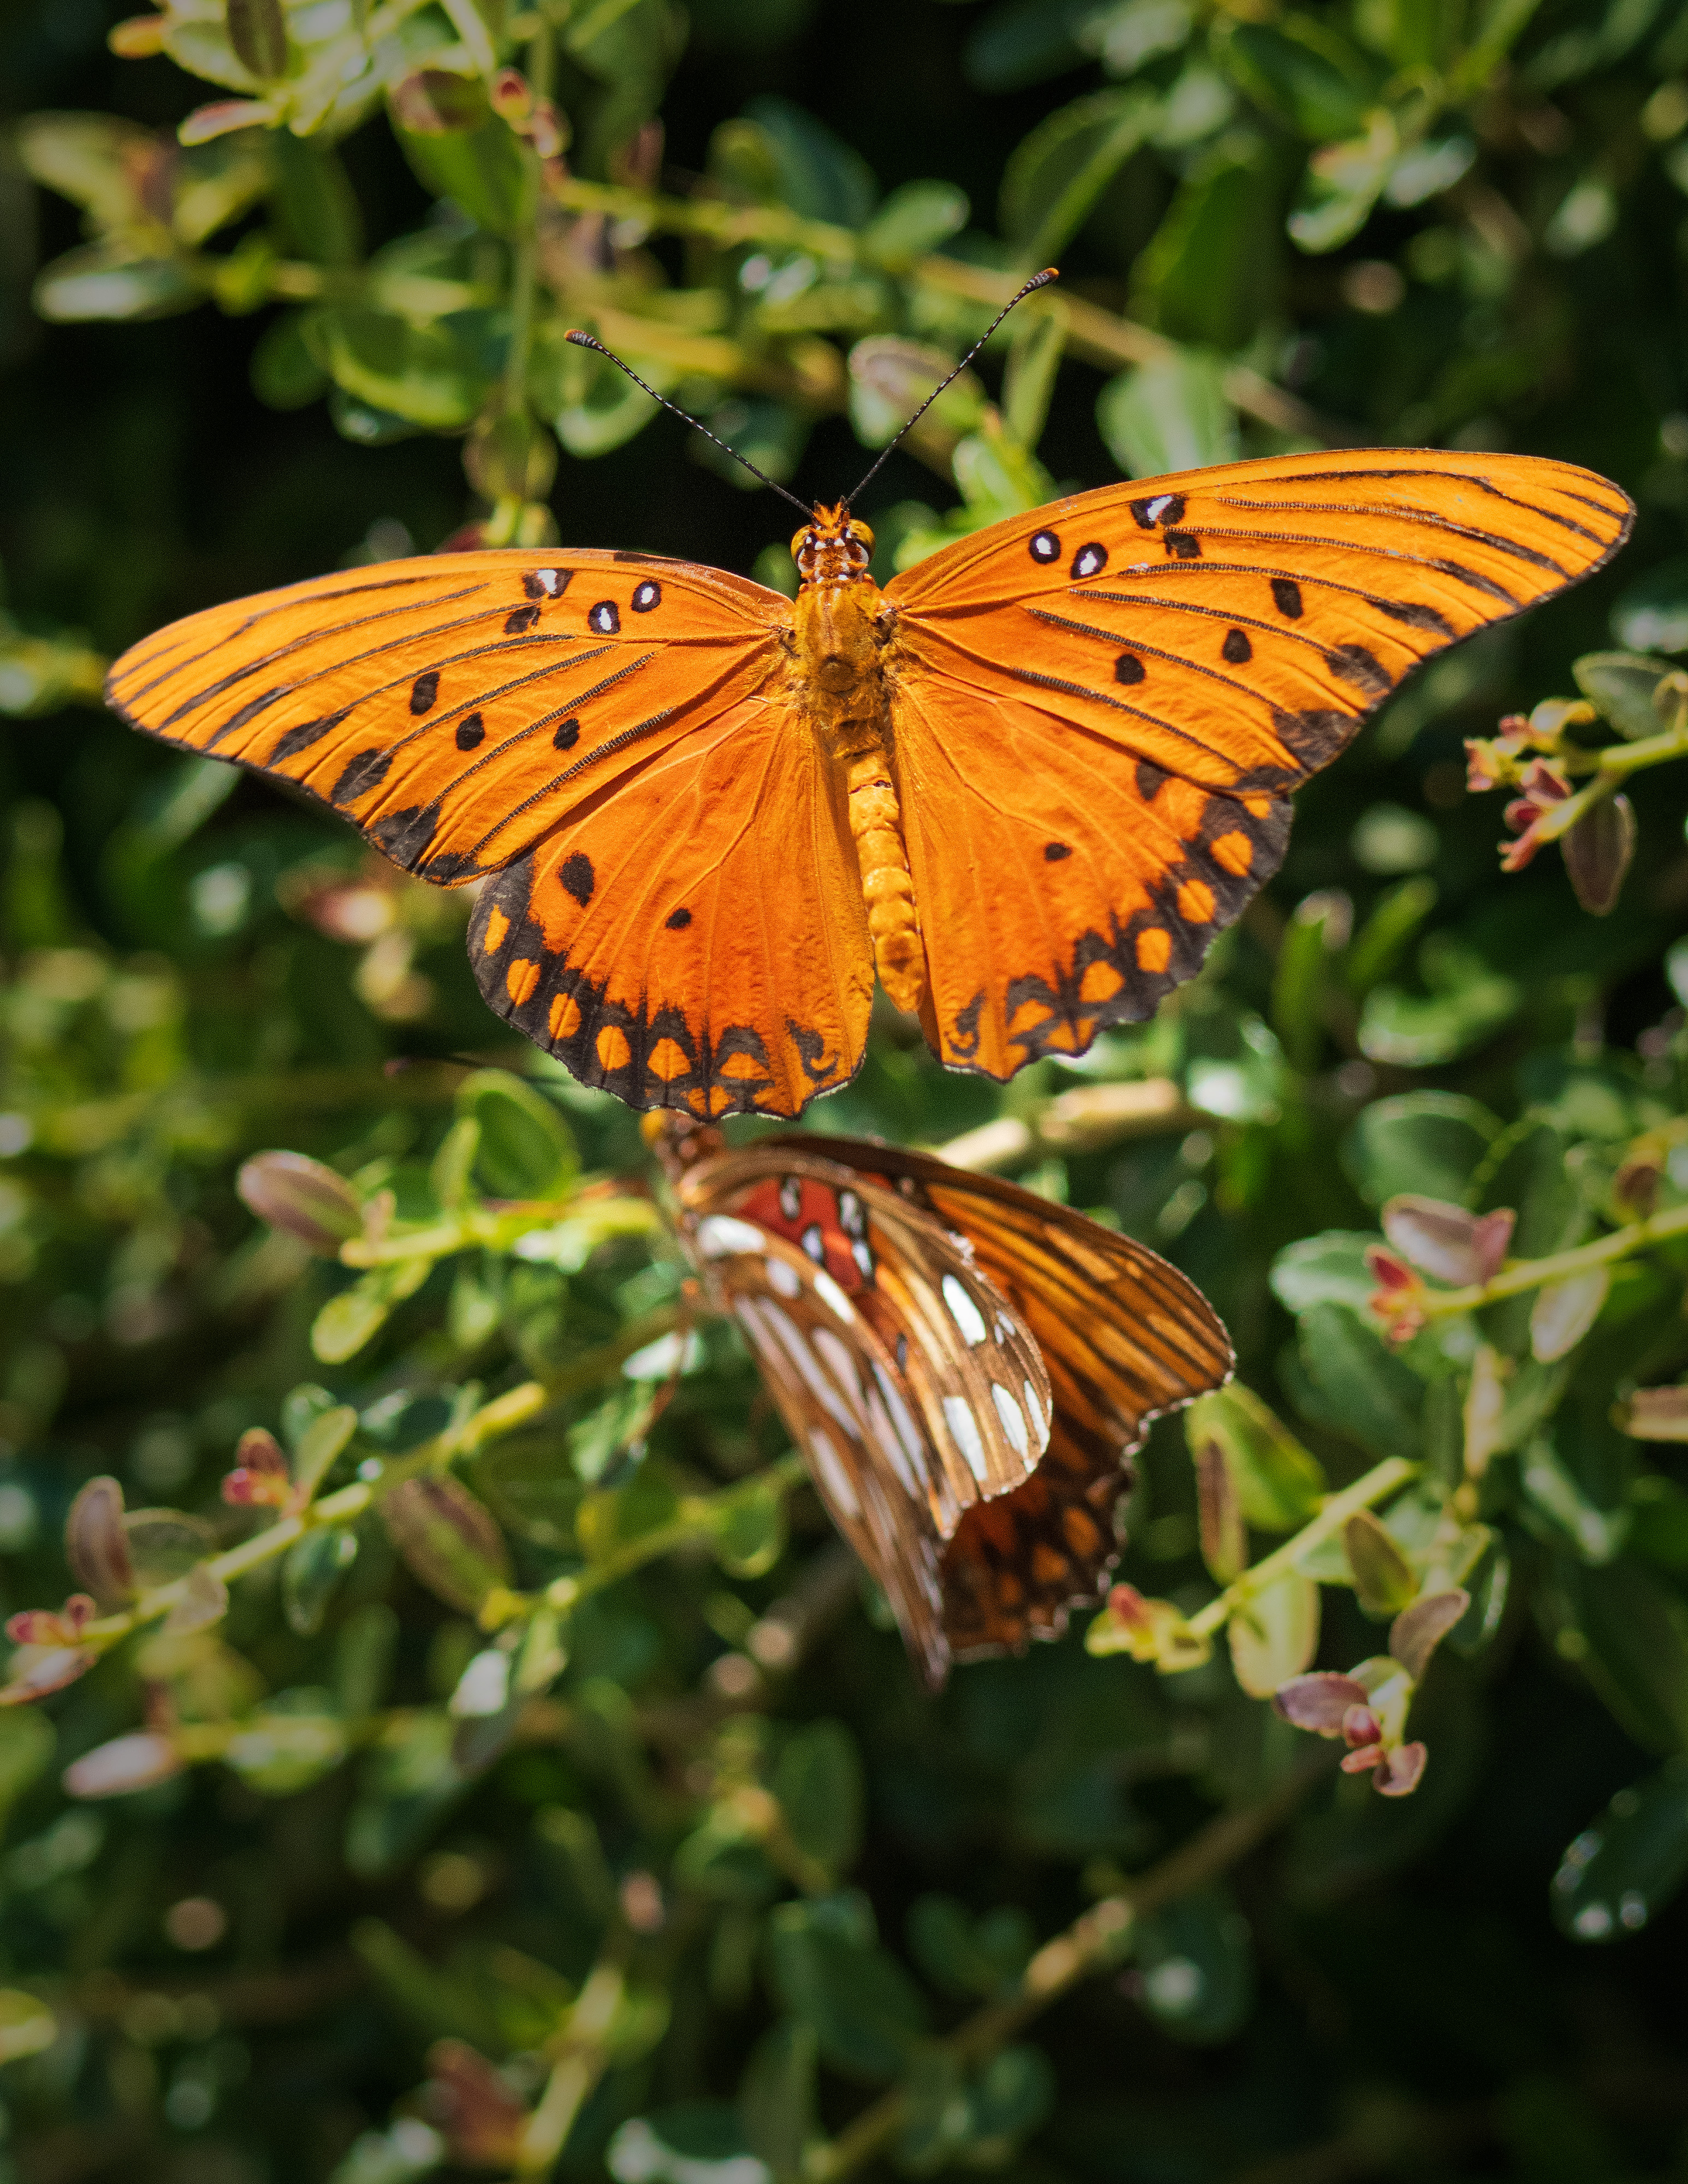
381,1477 -> 513,1613
1133,1885 -> 1254,2043
224,1710 -> 348,1796
1521,1438 -> 1629,1565
0,1990 -> 57,2064
1296,1304 -> 1424,1457
226,0 -> 287,79
1287,115 -> 1396,253
33,246 -> 202,324
316,306 -> 503,432
607,2105 -> 769,2184
1089,0 -> 1196,75
1610,560 -> 1688,655
576,1467 -> 679,1564
457,1070 -> 577,1200
739,2019 -> 816,2181
346,1714 -> 468,1877
16,112 -> 163,229
1552,1760 -> 1688,1941
273,132 -> 362,268
1342,1509 -> 1417,1615
1223,19 -> 1376,138
766,1892 -> 928,2079
859,179 -> 969,268
1229,1570 -> 1319,1694
774,1720 -> 862,1880
1097,352 -> 1237,479
963,0 -> 1093,92
251,310 -> 330,408
1185,1384 -> 1327,1529
392,96 -> 532,235
1345,876 -> 1437,999
1572,651 -> 1678,740
282,1527 -> 359,1635
1343,1091 -> 1500,1206
1556,1558 -> 1688,1753
907,1896 -> 1033,1999
1000,88 -> 1156,264
1358,940 -> 1521,1067
737,96 -> 877,227
1131,147 -> 1281,347
712,1475 -> 787,1579
1269,1231 -> 1377,1316
1629,1475 -> 1688,1574
0,1712 -> 54,1820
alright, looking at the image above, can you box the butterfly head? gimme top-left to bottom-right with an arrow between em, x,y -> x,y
791,504 -> 875,587
642,1110 -> 726,1179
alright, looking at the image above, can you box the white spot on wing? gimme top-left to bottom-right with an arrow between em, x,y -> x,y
944,1396 -> 990,1483
696,1215 -> 766,1259
741,1297 -> 856,1439
767,1255 -> 801,1298
941,1273 -> 988,1346
808,1428 -> 858,1518
1146,494 -> 1175,521
993,1382 -> 1029,1456
813,1268 -> 856,1322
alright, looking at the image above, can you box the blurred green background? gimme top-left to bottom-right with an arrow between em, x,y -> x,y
6,0 -> 1688,2179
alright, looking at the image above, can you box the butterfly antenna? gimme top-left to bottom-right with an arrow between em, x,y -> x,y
843,266 -> 1059,507
563,330 -> 812,517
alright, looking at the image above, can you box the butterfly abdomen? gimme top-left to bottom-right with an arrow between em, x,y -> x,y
792,577 -> 926,1018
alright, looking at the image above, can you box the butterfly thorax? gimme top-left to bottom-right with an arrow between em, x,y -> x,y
787,506 -> 925,1018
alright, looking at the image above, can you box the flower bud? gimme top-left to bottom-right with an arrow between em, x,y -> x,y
66,1477 -> 133,1607
1561,792 -> 1636,916
63,1731 -> 184,1800
222,1427 -> 291,1509
238,1152 -> 362,1254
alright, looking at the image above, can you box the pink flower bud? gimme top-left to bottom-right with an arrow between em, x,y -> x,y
63,1731 -> 184,1800
1272,1672 -> 1371,1736
221,1428 -> 291,1509
489,68 -> 532,123
238,1152 -> 362,1255
1341,1704 -> 1382,1748
1373,1740 -> 1428,1796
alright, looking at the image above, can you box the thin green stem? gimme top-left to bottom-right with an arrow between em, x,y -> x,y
1529,716 -> 1688,844
1418,1200 -> 1688,1319
1183,1457 -> 1418,1641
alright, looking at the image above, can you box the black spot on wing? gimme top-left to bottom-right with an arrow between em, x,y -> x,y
554,719 -> 579,750
1325,643 -> 1391,698
455,713 -> 485,751
665,906 -> 692,929
333,748 -> 391,805
1164,531 -> 1201,559
1222,628 -> 1252,664
505,604 -> 541,635
1136,759 -> 1168,802
410,671 -> 439,716
1114,654 -> 1145,686
269,709 -> 349,762
1044,842 -> 1071,862
559,852 -> 595,906
1271,578 -> 1303,619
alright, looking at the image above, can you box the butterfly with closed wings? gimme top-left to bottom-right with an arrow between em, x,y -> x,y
649,1114 -> 1231,1689
106,273 -> 1633,1118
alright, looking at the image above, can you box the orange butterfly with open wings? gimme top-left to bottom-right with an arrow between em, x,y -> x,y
650,1113 -> 1230,1688
106,294 -> 1632,1117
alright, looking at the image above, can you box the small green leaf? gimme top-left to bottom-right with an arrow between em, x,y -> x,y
33,246 -> 202,324
774,1720 -> 862,1880
225,1711 -> 348,1796
225,0 -> 287,79
607,2106 -> 769,2184
1342,1510 -> 1417,1616
1097,351 -> 1237,479
907,1896 -> 1033,1999
1296,1304 -> 1424,1458
739,2018 -> 817,2181
767,1892 -> 928,2080
1186,1384 -> 1327,1529
381,1477 -> 513,1613
1346,876 -> 1437,998
859,179 -> 969,267
1557,1558 -> 1688,1753
283,1527 -> 359,1636
457,1071 -> 577,1200
1287,116 -> 1396,252
1572,651 -> 1679,739
1269,1231 -> 1381,1317
1552,1761 -> 1688,1942
392,92 -> 532,235
737,96 -> 877,227
1133,1885 -> 1254,2043
1229,1570 -> 1319,1695
1521,1438 -> 1628,1565
317,307 -> 502,431
0,1990 -> 57,2063
1343,1091 -> 1500,1206
1224,19 -> 1376,138
713,1476 -> 786,1579
999,87 -> 1156,263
